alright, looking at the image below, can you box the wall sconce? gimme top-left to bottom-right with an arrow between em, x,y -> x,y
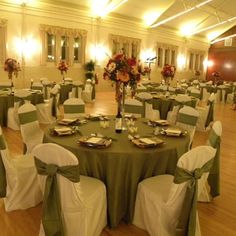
177,54 -> 186,70
90,44 -> 109,65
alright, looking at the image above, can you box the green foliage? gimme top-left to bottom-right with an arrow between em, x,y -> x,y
84,60 -> 95,71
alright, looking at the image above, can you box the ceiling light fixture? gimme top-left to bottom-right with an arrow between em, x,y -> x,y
190,16 -> 236,35
211,33 -> 236,44
151,0 -> 213,28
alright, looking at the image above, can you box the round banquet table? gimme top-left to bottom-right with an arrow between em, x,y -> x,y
43,118 -> 190,228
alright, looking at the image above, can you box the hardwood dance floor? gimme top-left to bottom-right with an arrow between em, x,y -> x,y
0,92 -> 236,236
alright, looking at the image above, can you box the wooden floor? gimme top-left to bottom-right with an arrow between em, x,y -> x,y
1,92 -> 236,236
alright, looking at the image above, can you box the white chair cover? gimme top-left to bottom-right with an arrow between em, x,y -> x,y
136,92 -> 159,120
124,98 -> 144,118
69,80 -> 83,98
7,89 -> 32,131
36,97 -> 55,124
0,126 -> 42,211
63,98 -> 85,118
176,105 -> 199,149
32,143 -> 107,236
82,79 -> 93,102
133,146 -> 216,236
18,103 -> 44,154
196,93 -> 216,132
64,77 -> 73,84
199,121 -> 222,202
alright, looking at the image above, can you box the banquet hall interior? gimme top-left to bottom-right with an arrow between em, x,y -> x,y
0,0 -> 236,235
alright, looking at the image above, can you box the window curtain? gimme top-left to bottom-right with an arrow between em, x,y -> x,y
0,19 -> 7,64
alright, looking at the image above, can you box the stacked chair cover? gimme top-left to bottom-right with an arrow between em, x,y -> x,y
32,143 -> 107,236
63,98 -> 85,118
199,121 -> 222,202
18,103 -> 44,154
124,98 -> 144,118
0,126 -> 42,211
7,89 -> 32,130
133,146 -> 216,236
176,106 -> 199,149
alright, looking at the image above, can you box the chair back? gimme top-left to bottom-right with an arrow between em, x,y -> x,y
32,143 -> 81,235
175,94 -> 191,103
124,98 -> 144,118
63,98 -> 85,118
176,106 -> 199,148
168,146 -> 216,235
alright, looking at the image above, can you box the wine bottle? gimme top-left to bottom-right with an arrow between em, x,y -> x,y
115,111 -> 122,133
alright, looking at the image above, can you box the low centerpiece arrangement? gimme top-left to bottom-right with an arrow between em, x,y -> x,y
4,58 -> 21,88
161,64 -> 176,85
57,60 -> 69,83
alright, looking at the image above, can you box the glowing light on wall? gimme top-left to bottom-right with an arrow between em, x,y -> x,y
177,54 -> 186,70
224,63 -> 232,69
205,60 -> 214,68
90,44 -> 109,65
14,36 -> 40,60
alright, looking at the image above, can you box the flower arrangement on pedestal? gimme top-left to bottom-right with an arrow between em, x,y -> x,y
161,64 -> 176,84
212,71 -> 220,85
4,58 -> 21,87
103,53 -> 142,113
57,60 -> 68,82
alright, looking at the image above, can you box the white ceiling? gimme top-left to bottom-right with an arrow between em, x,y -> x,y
43,0 -> 236,40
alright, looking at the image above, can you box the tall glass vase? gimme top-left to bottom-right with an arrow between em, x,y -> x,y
115,82 -> 126,130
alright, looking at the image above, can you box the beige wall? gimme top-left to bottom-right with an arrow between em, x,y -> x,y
0,1 -> 210,91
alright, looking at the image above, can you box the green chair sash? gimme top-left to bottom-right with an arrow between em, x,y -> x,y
177,113 -> 198,126
174,157 -> 214,236
50,94 -> 57,117
0,134 -> 7,198
207,129 -> 221,197
190,92 -> 201,99
64,105 -> 85,114
34,157 -> 80,236
32,86 -> 43,91
205,101 -> 214,127
124,104 -> 144,117
18,110 -> 38,125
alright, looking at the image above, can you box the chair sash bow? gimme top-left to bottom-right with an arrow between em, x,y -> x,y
174,158 -> 214,236
34,157 -> 80,236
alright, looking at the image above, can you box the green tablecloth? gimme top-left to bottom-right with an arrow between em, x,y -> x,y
43,118 -> 190,228
152,97 -> 197,119
0,93 -> 44,126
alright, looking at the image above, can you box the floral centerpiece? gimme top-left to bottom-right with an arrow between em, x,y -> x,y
161,64 -> 176,84
4,58 -> 21,86
57,60 -> 68,82
103,53 -> 142,113
212,71 -> 220,77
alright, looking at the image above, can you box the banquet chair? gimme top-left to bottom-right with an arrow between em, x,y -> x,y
81,79 -> 93,102
136,92 -> 160,120
199,121 -> 222,202
18,103 -> 44,154
68,80 -> 84,98
0,126 -> 42,211
196,93 -> 216,132
166,94 -> 192,125
32,143 -> 107,236
31,82 -> 43,92
64,77 -> 73,84
176,105 -> 199,149
7,89 -> 32,131
133,146 -> 216,236
36,84 -> 60,124
124,98 -> 144,118
63,98 -> 85,119
40,78 -> 51,99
